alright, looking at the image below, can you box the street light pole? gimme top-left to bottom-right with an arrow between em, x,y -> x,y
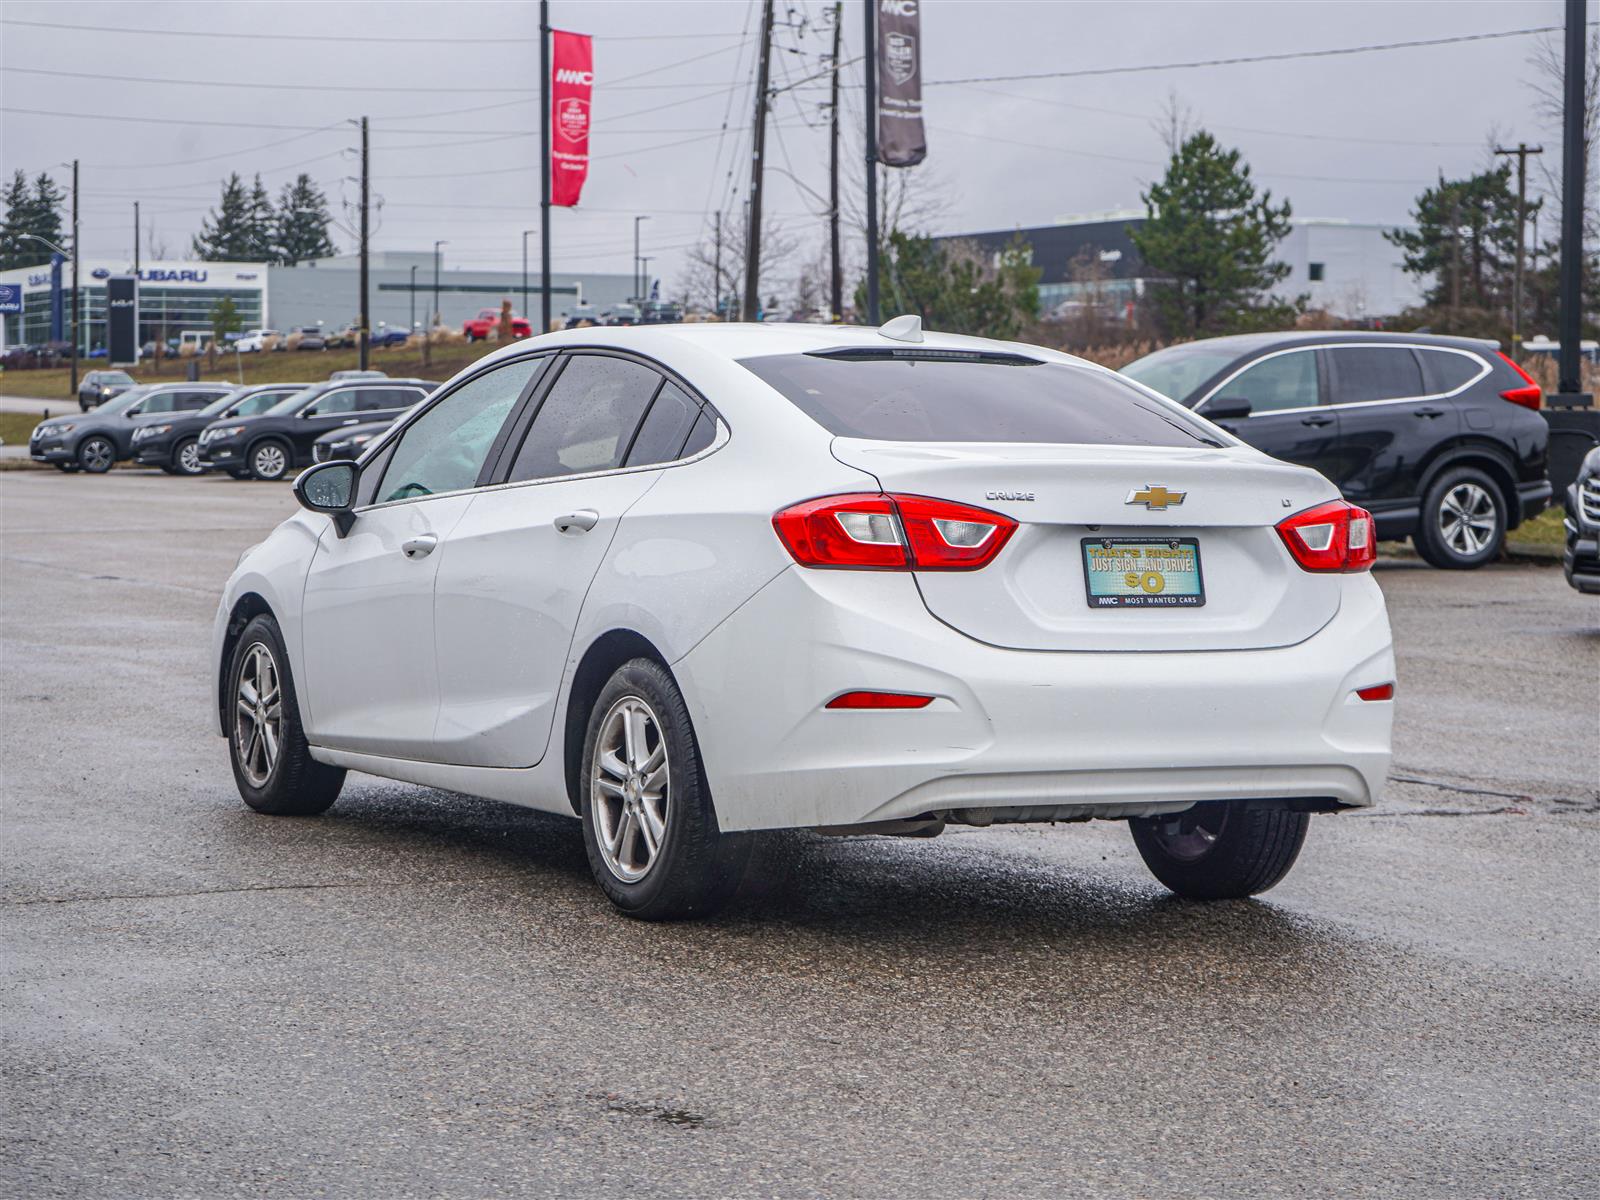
633,216 -> 649,302
640,257 -> 653,304
409,264 -> 417,335
429,239 -> 447,368
69,158 -> 79,395
522,228 -> 537,320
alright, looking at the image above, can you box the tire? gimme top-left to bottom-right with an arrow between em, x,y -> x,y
77,435 -> 115,474
579,658 -> 751,920
248,438 -> 291,481
226,614 -> 345,816
172,436 -> 204,476
1129,800 -> 1309,900
1414,466 -> 1505,569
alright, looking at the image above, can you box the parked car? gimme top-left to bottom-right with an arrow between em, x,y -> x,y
132,382 -> 311,476
312,416 -> 405,463
290,327 -> 327,351
1121,332 -> 1552,569
640,300 -> 684,325
600,303 -> 642,327
211,321 -> 1394,919
198,378 -> 437,480
1562,445 -> 1600,594
87,345 -> 108,359
31,382 -> 234,473
1,342 -> 67,369
370,326 -> 412,348
563,304 -> 600,329
235,329 -> 281,354
329,369 -> 388,382
78,369 -> 137,411
462,308 -> 533,342
324,323 -> 358,350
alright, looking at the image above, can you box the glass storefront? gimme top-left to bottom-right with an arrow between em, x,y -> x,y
3,284 -> 265,354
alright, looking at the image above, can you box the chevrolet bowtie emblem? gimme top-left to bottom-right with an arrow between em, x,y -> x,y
1126,485 -> 1186,510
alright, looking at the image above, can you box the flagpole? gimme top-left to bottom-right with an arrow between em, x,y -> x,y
539,0 -> 552,333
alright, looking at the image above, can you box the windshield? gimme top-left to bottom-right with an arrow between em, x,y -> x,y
741,351 -> 1222,447
1121,344 -> 1244,405
99,371 -> 135,384
264,387 -> 320,416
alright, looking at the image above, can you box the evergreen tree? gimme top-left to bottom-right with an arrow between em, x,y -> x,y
859,231 -> 1041,339
192,174 -> 259,260
274,174 -> 337,265
246,174 -> 276,261
0,170 -> 31,269
29,172 -> 66,253
1130,131 -> 1298,337
1388,167 -> 1527,312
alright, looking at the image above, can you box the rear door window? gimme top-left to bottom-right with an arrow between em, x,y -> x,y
740,351 -> 1218,446
624,381 -> 702,467
1417,348 -> 1486,394
507,354 -> 662,481
306,389 -> 358,416
1207,350 -> 1320,414
1328,347 -> 1425,404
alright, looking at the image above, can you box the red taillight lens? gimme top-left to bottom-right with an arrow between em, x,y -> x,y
825,690 -> 935,709
1276,499 -> 1377,573
772,493 -> 1017,571
1496,351 -> 1542,410
1356,683 -> 1395,701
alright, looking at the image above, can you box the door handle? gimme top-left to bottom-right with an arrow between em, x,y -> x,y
342,418 -> 360,425
401,534 -> 438,559
1414,406 -> 1446,418
554,509 -> 599,535
1300,414 -> 1335,427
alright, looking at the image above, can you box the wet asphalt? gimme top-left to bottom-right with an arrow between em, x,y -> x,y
2,469 -> 1596,1198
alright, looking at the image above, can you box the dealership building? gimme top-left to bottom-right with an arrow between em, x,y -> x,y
0,252 -> 636,356
936,210 -> 1426,321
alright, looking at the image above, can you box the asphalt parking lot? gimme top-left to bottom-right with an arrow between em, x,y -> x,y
2,469 -> 1596,1198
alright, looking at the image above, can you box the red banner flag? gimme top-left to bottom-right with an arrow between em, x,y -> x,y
550,30 -> 593,207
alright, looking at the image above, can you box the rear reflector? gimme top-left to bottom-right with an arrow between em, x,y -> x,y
773,493 -> 1017,570
1496,352 -> 1542,410
1276,500 -> 1377,572
825,691 -> 935,710
1356,683 -> 1395,702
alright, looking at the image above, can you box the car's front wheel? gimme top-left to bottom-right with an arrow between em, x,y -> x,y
1415,467 -> 1504,569
172,437 -> 204,476
579,658 -> 750,920
77,435 -> 115,473
248,439 -> 291,481
227,614 -> 345,815
1128,801 -> 1309,899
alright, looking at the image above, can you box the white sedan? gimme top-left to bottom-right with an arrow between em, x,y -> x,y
212,319 -> 1394,919
234,329 -> 280,353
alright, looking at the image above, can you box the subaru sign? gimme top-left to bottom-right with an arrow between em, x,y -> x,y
0,283 -> 20,314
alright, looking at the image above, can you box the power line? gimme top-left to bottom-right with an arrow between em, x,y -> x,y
0,17 -> 746,44
927,24 -> 1581,86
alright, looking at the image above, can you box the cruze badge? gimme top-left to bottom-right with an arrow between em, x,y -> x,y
1126,485 -> 1186,510
985,490 -> 1034,501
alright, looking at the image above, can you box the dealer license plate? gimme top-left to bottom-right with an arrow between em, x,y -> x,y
1081,537 -> 1205,608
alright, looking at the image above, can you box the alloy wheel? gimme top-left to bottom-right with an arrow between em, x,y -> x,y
591,696 -> 670,883
253,443 -> 287,479
80,438 -> 113,472
177,441 -> 203,474
234,642 -> 283,788
1438,482 -> 1497,557
1145,803 -> 1227,863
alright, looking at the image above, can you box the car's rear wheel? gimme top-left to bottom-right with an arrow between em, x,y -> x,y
579,658 -> 750,920
248,439 -> 290,481
77,435 -> 115,473
1128,800 -> 1309,899
1415,467 -> 1504,569
227,614 -> 345,815
172,436 -> 204,476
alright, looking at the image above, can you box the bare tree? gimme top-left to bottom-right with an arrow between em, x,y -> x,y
678,205 -> 801,316
1152,89 -> 1199,156
1527,27 -> 1599,239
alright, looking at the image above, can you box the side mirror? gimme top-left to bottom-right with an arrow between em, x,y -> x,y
1205,396 -> 1253,421
293,460 -> 358,536
125,405 -> 142,417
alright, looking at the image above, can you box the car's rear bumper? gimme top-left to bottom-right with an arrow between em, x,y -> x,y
673,567 -> 1395,833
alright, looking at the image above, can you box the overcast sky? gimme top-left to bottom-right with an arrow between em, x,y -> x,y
2,0 -> 1593,296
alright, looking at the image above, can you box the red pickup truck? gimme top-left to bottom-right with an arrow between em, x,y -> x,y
462,308 -> 533,341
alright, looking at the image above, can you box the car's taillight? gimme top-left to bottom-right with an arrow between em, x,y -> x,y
1276,499 -> 1376,573
1496,351 -> 1542,410
772,493 -> 1017,571
1356,683 -> 1395,701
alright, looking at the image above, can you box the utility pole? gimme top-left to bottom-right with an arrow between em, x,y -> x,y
633,215 -> 649,303
133,200 -> 140,275
742,0 -> 775,322
862,0 -> 880,324
1557,0 -> 1589,401
539,0 -> 553,333
409,264 -> 417,335
1494,143 -> 1543,355
640,256 -> 653,301
712,211 -> 723,320
70,158 -> 79,397
521,228 -> 536,319
1449,195 -> 1462,315
358,116 -> 370,371
828,1 -> 843,321
428,239 -> 446,368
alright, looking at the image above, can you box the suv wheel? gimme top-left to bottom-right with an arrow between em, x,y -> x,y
227,614 -> 345,815
579,658 -> 752,920
1415,467 -> 1504,569
172,437 -> 204,476
77,435 -> 115,473
249,439 -> 290,481
1129,800 -> 1309,899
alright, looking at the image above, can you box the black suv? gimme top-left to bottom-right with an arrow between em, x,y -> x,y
198,378 -> 437,480
1123,332 -> 1551,569
1562,445 -> 1600,594
30,382 -> 235,473
78,369 -> 136,411
131,382 -> 311,476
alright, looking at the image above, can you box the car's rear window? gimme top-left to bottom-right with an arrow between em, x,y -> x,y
740,351 -> 1220,446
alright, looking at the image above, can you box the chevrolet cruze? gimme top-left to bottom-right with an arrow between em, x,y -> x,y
213,321 -> 1395,919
